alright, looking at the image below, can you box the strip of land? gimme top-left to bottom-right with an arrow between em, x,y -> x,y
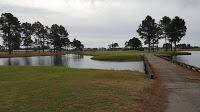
0,51 -> 65,58
67,50 -> 191,61
67,50 -> 145,61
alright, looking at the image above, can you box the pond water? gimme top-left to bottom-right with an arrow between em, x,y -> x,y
173,51 -> 200,68
0,54 -> 145,73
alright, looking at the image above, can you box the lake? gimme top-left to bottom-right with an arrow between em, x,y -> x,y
0,54 -> 145,73
173,51 -> 200,68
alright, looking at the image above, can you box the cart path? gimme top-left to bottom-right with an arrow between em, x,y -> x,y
145,55 -> 200,112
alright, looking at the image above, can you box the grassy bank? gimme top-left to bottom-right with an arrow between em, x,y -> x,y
0,66 -> 154,112
67,50 -> 192,61
155,51 -> 191,57
0,51 -> 65,58
67,50 -> 145,61
181,48 -> 200,51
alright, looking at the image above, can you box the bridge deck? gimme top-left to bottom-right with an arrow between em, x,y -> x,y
145,55 -> 200,112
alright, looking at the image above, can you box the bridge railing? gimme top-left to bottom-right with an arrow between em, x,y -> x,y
157,56 -> 200,73
143,56 -> 154,79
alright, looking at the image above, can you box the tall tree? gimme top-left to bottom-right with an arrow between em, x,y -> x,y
50,24 -> 60,52
61,37 -> 70,50
167,16 -> 187,51
71,38 -> 84,51
59,25 -> 69,50
137,15 -> 157,52
160,16 -> 171,51
41,26 -> 49,52
44,26 -> 51,51
125,37 -> 142,50
21,22 -> 33,52
32,21 -> 46,52
0,13 -> 21,54
12,33 -> 21,50
153,24 -> 162,51
50,24 -> 69,51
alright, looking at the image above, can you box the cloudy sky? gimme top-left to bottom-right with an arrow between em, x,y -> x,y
0,0 -> 199,48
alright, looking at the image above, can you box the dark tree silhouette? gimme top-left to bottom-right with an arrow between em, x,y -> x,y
12,33 -> 21,50
61,37 -> 70,50
125,37 -> 142,50
71,38 -> 84,51
0,12 -> 187,53
32,21 -> 48,52
21,22 -> 33,52
113,43 -> 119,48
50,24 -> 60,52
0,13 -> 21,54
32,21 -> 43,52
108,43 -> 119,49
0,12 -> 75,52
50,24 -> 69,52
167,16 -> 187,51
137,15 -> 158,52
40,26 -> 49,52
59,25 -> 69,50
160,16 -> 171,51
152,24 -> 162,51
177,44 -> 191,49
44,26 -> 51,51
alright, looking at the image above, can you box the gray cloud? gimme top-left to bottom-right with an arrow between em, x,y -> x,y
0,4 -> 57,15
0,0 -> 200,47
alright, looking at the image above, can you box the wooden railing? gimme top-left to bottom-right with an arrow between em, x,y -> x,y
143,56 -> 154,79
157,56 -> 200,73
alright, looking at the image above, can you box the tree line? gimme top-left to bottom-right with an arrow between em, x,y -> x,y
137,15 -> 187,52
109,15 -> 187,52
108,37 -> 142,51
0,13 -> 84,54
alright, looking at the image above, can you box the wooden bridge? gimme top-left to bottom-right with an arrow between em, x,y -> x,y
145,55 -> 200,112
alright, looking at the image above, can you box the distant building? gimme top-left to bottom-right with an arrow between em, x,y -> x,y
83,48 -> 98,51
98,47 -> 106,51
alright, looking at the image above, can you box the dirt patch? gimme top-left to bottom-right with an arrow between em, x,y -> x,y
136,66 -> 167,112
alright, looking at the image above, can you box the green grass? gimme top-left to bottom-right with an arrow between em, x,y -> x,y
0,66 -> 152,112
182,48 -> 200,51
155,51 -> 191,57
67,50 -> 145,61
67,50 -> 192,61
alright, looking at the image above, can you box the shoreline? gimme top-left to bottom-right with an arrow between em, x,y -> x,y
0,51 -> 65,58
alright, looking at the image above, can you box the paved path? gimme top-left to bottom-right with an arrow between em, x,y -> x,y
145,55 -> 200,112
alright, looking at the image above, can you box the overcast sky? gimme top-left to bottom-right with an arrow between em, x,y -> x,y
0,0 -> 199,48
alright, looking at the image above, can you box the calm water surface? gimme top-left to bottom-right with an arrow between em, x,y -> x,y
0,54 -> 144,73
173,51 -> 200,68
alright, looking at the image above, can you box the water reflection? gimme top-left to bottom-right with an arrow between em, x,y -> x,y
0,54 -> 144,73
24,57 -> 31,65
173,51 -> 200,68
